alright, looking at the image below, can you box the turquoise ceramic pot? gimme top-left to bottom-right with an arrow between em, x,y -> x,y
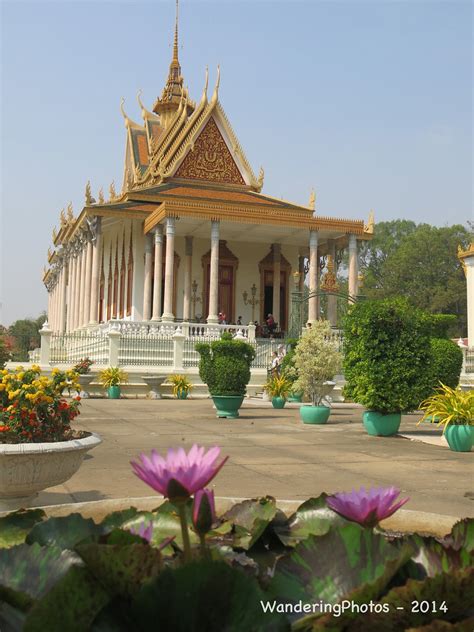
445,425 -> 473,452
176,389 -> 188,400
363,411 -> 401,436
107,385 -> 121,399
288,393 -> 303,403
272,396 -> 286,409
212,395 -> 244,419
300,405 -> 331,425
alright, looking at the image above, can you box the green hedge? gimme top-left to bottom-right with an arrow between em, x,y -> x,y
195,336 -> 255,396
343,298 -> 433,413
429,338 -> 463,390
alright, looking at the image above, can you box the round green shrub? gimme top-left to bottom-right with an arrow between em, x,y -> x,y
429,338 -> 463,389
343,298 -> 433,414
195,338 -> 256,396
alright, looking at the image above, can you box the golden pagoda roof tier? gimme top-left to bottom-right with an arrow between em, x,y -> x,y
458,243 -> 474,259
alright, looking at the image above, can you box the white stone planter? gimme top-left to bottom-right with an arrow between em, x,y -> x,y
77,374 -> 95,398
0,433 -> 102,511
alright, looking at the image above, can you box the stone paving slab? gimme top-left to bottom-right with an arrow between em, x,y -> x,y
29,398 -> 474,518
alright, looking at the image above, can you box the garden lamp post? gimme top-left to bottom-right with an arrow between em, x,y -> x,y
242,283 -> 259,323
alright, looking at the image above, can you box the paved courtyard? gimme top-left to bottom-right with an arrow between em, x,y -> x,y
32,398 -> 473,518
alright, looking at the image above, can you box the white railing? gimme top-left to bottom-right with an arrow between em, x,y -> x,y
87,320 -> 253,340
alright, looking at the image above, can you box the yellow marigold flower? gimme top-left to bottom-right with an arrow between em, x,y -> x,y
8,389 -> 20,399
52,368 -> 60,375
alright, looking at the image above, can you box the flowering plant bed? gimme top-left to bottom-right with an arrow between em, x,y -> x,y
72,357 -> 94,375
0,445 -> 472,630
0,366 -> 82,443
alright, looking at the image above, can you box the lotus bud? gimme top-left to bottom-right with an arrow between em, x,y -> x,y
192,488 -> 216,535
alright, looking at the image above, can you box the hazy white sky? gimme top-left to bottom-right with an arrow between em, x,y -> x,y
1,0 -> 472,325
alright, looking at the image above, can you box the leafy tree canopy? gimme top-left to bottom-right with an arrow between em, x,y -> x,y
8,314 -> 46,362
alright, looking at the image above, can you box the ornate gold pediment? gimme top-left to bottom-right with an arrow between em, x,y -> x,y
175,117 -> 245,185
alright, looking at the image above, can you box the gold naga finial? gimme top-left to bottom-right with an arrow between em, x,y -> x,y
98,188 -> 105,204
52,226 -> 58,241
199,66 -> 209,107
210,65 -> 220,106
134,163 -> 142,183
66,202 -> 74,222
309,188 -> 316,211
364,209 -> 375,234
60,208 -> 67,226
47,247 -> 52,260
109,181 -> 117,201
257,166 -> 264,188
85,180 -> 92,205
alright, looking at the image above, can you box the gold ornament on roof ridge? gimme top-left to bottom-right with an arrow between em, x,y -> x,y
60,208 -> 67,226
309,188 -> 316,211
67,202 -> 74,222
98,188 -> 105,204
364,210 -> 375,234
109,181 -> 117,201
85,180 -> 92,205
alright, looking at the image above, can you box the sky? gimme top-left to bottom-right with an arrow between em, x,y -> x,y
1,0 -> 472,325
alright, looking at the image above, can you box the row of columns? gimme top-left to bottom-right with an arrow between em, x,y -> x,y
306,231 -> 359,325
47,217 -> 102,332
142,218 -> 221,324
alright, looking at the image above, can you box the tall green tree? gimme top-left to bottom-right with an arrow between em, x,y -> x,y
359,221 -> 470,336
8,314 -> 47,361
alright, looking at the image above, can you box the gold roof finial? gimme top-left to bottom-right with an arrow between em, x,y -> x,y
210,65 -> 220,106
309,188 -> 316,211
257,166 -> 264,189
60,208 -> 67,226
47,247 -> 52,260
364,209 -> 375,234
98,188 -> 105,204
52,227 -> 58,241
85,180 -> 92,205
109,181 -> 117,201
66,202 -> 74,222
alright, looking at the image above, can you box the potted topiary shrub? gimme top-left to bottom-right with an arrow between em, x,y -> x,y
293,320 -> 341,424
264,374 -> 292,409
419,384 -> 473,452
0,365 -> 101,510
168,374 -> 193,400
98,367 -> 128,399
343,298 -> 433,436
195,333 -> 255,418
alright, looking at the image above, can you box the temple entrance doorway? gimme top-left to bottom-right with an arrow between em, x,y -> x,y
262,270 -> 287,331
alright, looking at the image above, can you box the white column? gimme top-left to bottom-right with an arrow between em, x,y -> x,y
59,266 -> 67,333
151,225 -> 163,321
53,282 -> 59,330
65,258 -> 73,332
83,239 -> 93,327
162,217 -> 176,321
466,256 -> 474,346
69,254 -> 77,331
50,285 -> 56,331
272,244 -> 281,327
327,240 -> 337,327
308,230 -> 318,323
348,234 -> 359,300
183,236 -> 193,321
77,246 -> 86,327
143,233 -> 153,321
207,220 -> 220,324
89,217 -> 102,325
74,246 -> 82,330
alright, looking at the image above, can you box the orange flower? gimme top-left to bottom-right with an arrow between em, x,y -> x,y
0,425 -> 10,432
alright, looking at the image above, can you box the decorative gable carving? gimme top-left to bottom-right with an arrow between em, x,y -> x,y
175,117 -> 245,185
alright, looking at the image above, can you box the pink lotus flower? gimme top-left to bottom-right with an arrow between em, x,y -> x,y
192,488 -> 216,535
128,521 -> 153,543
326,486 -> 409,527
131,444 -> 228,501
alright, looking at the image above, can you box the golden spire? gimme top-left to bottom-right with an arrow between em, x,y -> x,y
172,0 -> 179,69
364,209 -> 375,234
85,180 -> 92,205
153,0 -> 195,124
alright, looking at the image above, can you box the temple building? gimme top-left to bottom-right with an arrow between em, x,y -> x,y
43,5 -> 373,339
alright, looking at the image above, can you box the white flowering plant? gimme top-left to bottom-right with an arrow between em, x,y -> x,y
293,320 -> 342,406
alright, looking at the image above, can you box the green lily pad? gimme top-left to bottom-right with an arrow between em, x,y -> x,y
222,496 -> 277,549
273,495 -> 344,547
0,509 -> 46,548
131,560 -> 290,631
294,568 -> 474,631
0,543 -> 80,610
448,518 -> 474,552
123,510 -> 199,550
26,514 -> 102,549
24,565 -> 110,632
76,543 -> 162,598
99,508 -> 141,532
269,523 -> 413,609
